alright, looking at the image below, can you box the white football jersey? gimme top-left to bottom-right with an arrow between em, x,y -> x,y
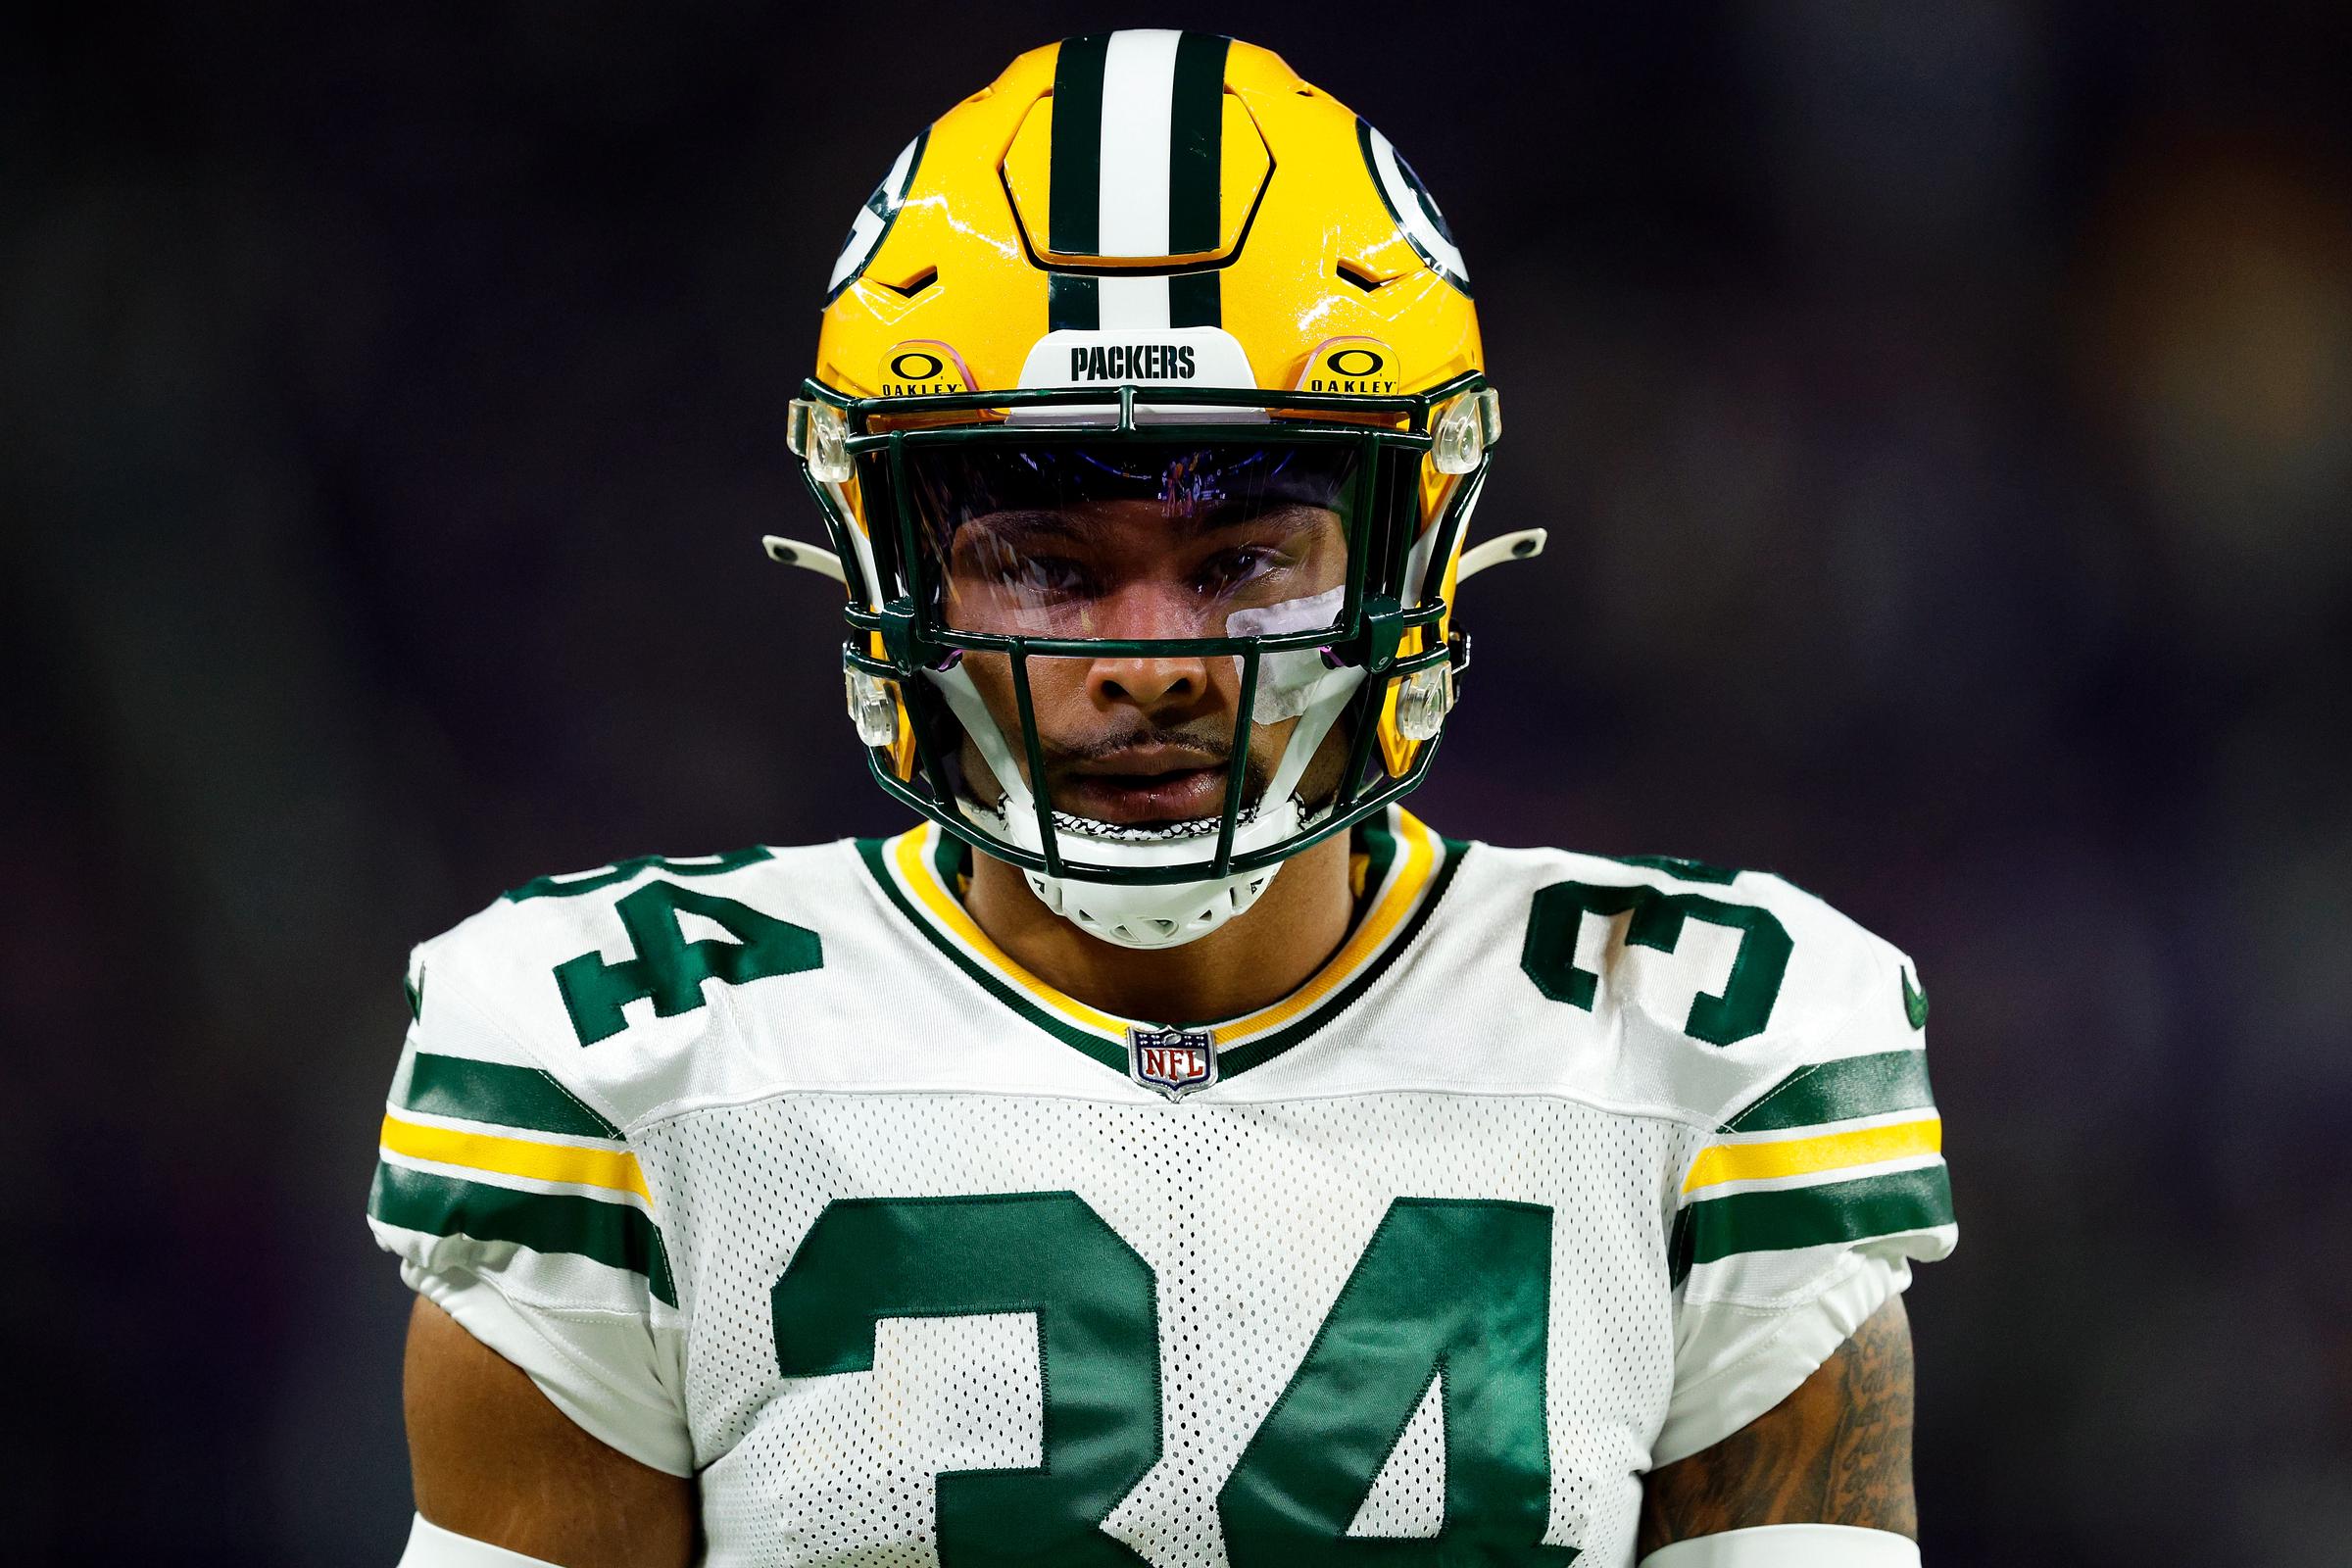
369,808 -> 1954,1566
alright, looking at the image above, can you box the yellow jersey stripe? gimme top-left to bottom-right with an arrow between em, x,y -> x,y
1683,1113 -> 1943,1195
379,1113 -> 652,1203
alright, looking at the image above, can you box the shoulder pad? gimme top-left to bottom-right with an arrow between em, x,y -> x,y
406,843 -> 858,1130
1463,844 -> 1925,1128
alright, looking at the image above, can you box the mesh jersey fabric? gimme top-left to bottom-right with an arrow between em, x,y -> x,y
368,809 -> 1956,1565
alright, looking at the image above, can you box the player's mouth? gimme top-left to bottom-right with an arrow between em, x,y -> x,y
1062,746 -> 1231,825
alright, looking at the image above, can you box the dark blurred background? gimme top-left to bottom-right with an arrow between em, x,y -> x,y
7,1 -> 2350,1562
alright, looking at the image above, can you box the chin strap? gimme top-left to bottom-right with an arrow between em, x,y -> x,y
1639,1525 -> 1922,1566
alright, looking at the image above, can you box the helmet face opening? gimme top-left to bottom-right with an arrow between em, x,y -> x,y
906,441 -> 1359,643
807,381 -> 1491,890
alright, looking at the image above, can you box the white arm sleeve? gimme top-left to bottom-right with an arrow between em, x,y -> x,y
368,966 -> 694,1476
1646,1533 -> 1919,1568
400,1514 -> 565,1567
1641,1524 -> 1922,1566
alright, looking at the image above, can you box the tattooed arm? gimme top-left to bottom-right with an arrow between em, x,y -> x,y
1639,1294 -> 1917,1555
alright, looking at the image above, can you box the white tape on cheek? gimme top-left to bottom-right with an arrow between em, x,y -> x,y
1227,587 -> 1346,723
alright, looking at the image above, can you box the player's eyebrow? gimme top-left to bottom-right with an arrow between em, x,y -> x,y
953,511 -> 1100,552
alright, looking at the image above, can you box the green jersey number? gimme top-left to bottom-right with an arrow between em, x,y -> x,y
773,1194 -> 1158,1567
553,879 -> 822,1047
770,1194 -> 1577,1563
1521,879 -> 1790,1047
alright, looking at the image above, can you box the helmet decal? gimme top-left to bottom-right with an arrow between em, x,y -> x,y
1035,30 -> 1236,332
826,129 -> 928,303
1357,120 -> 1470,297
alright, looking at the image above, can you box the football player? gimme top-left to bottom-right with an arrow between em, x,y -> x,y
376,31 -> 1954,1568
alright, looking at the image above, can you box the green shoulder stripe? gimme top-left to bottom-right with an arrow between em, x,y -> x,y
1721,1049 -> 1935,1134
370,1162 -> 676,1306
1669,1165 -> 1953,1288
400,1053 -> 622,1141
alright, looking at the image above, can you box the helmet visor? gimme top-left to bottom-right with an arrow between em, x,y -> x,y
895,442 -> 1360,641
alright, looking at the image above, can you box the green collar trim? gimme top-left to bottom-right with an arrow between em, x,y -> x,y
853,812 -> 1470,1087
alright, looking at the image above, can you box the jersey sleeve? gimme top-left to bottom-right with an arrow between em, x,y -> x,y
1653,947 -> 1955,1467
367,943 -> 695,1477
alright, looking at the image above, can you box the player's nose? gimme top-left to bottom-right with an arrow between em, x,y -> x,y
1086,653 -> 1213,711
1081,581 -> 1219,712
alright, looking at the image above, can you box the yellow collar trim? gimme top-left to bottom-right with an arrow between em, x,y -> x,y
884,808 -> 1442,1046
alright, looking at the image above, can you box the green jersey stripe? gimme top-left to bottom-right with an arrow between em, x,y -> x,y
1050,33 -> 1108,255
929,820 -> 966,890
1166,33 -> 1229,257
399,1053 -> 622,1141
1719,1048 -> 1936,1134
1341,807 -> 1403,933
370,1162 -> 677,1306
1668,1165 -> 1954,1288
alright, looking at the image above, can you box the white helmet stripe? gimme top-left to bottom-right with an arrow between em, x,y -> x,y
1096,30 -> 1182,257
1096,273 -> 1173,329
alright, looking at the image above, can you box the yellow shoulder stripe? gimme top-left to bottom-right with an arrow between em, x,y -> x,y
379,1114 -> 652,1203
1683,1113 -> 1942,1196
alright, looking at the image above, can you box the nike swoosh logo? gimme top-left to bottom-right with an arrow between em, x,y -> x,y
1901,967 -> 1929,1030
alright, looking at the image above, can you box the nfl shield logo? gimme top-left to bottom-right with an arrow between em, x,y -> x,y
1127,1026 -> 1217,1102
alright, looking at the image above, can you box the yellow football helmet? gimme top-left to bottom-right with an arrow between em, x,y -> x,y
773,30 -> 1538,948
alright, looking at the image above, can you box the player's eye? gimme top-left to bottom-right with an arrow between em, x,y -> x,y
990,554 -> 1095,602
1194,544 -> 1292,599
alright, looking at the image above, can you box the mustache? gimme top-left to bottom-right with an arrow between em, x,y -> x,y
1045,727 -> 1238,765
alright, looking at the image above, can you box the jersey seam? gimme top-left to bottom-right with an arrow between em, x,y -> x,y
406,1255 -> 673,1327
1679,953 -> 1906,1194
624,1080 -> 1722,1138
412,1262 -> 694,1461
1666,1252 -> 1878,1400
420,961 -> 637,1139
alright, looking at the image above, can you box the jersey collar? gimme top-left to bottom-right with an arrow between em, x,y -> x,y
855,806 -> 1467,1084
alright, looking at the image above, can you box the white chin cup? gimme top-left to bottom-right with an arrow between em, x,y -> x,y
1025,857 -> 1285,950
1005,794 -> 1306,950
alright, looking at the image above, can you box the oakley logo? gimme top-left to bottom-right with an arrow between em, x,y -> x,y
878,341 -> 970,398
1069,343 -> 1198,381
1301,339 -> 1397,395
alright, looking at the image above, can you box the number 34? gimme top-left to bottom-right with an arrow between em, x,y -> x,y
772,1193 -> 1582,1565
